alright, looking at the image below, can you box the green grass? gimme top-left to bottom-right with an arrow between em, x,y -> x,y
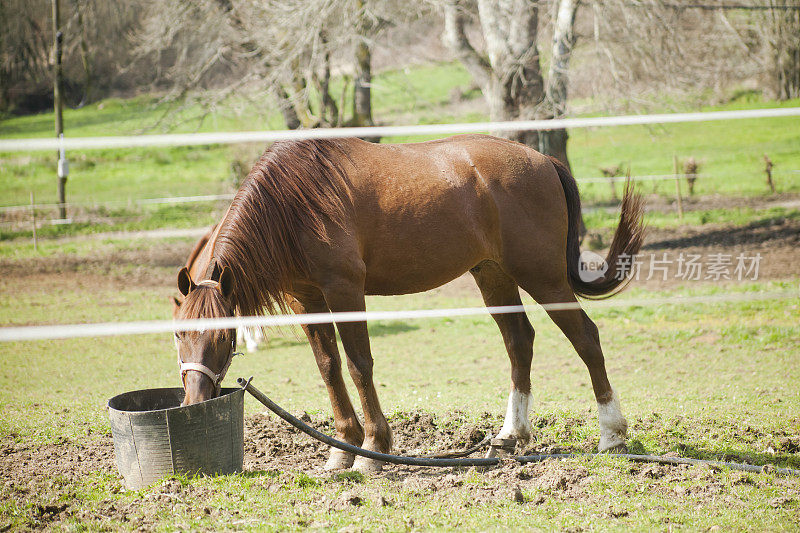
584,205 -> 800,231
1,270 -> 798,530
0,201 -> 223,242
1,62 -> 798,213
571,95 -> 800,201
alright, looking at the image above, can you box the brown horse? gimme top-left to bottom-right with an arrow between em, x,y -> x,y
174,135 -> 644,472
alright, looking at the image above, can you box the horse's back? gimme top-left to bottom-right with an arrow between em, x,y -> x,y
330,136 -> 567,295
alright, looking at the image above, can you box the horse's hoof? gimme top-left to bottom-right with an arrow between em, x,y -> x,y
324,449 -> 355,470
599,440 -> 628,454
485,437 -> 518,458
352,456 -> 384,473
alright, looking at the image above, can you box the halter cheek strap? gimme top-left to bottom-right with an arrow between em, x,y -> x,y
178,336 -> 240,395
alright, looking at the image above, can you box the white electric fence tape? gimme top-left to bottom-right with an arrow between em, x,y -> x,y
0,291 -> 795,343
2,108 -> 797,343
1,107 -> 799,152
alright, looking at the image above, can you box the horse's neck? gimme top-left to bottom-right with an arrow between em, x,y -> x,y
185,225 -> 214,270
190,204 -> 234,281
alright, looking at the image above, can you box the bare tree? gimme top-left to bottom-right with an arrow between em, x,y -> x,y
539,0 -> 578,169
0,1 -> 147,113
760,1 -> 800,100
441,0 -> 582,169
0,1 -> 56,113
442,0 -> 545,147
133,0 -> 402,132
591,0 -> 800,111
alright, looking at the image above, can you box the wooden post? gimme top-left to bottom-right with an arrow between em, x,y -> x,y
673,154 -> 683,221
30,191 -> 38,252
684,157 -> 698,196
764,154 -> 775,193
52,0 -> 67,220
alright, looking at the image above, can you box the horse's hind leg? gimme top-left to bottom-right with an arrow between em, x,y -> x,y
289,294 -> 365,470
523,282 -> 628,452
471,262 -> 535,453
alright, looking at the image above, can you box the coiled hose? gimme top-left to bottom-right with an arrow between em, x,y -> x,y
237,377 -> 799,476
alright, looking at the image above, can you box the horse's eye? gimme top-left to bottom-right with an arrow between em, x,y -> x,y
174,332 -> 181,341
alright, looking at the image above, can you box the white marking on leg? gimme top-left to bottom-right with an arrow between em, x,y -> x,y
598,388 -> 628,452
243,326 -> 259,353
496,389 -> 532,443
325,449 -> 355,471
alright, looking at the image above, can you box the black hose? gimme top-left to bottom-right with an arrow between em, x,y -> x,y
424,435 -> 493,459
238,377 -> 497,467
237,377 -> 800,476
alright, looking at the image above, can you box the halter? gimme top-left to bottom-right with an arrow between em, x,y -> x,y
176,279 -> 243,396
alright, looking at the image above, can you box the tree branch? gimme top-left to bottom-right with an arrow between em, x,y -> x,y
442,1 -> 492,90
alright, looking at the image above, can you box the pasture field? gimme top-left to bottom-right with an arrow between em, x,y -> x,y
1,59 -> 799,530
1,218 -> 798,530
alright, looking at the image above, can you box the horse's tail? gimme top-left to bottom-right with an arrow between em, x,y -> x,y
550,155 -> 645,299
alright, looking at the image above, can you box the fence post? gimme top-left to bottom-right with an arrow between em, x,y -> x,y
673,154 -> 683,221
52,0 -> 68,220
764,154 -> 776,193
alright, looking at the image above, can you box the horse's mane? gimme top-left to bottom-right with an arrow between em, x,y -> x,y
213,139 -> 351,317
176,285 -> 232,343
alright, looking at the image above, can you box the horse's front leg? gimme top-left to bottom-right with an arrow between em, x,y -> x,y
321,283 -> 392,473
289,295 -> 365,470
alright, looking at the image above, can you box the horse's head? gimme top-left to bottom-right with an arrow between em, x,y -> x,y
174,264 -> 237,406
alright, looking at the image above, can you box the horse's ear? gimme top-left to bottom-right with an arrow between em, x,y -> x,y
219,266 -> 234,300
177,267 -> 196,297
210,261 -> 222,282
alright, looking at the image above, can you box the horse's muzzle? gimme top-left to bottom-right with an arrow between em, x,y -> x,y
181,372 -> 218,406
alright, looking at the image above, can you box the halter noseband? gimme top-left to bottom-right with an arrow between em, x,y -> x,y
176,279 -> 243,395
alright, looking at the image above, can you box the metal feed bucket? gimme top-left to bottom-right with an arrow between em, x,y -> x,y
107,386 -> 244,489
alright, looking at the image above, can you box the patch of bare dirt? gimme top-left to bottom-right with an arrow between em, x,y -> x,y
243,411 -> 498,474
0,241 -> 188,288
2,410 -> 798,530
0,435 -> 115,488
583,215 -> 800,290
642,192 -> 800,213
643,216 -> 800,250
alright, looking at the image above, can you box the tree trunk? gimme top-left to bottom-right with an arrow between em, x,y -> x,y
763,1 -> 800,100
314,38 -> 338,127
75,0 -> 92,107
274,87 -> 301,130
352,39 -> 373,127
777,4 -> 800,100
539,0 -> 578,171
442,0 -> 544,148
351,0 -> 379,141
352,0 -> 373,126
